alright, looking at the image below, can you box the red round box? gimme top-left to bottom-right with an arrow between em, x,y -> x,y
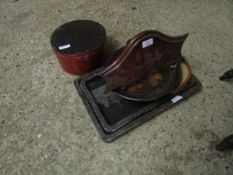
53,44 -> 106,75
51,20 -> 106,75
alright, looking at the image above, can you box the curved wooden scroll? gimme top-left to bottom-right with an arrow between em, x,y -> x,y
98,30 -> 188,93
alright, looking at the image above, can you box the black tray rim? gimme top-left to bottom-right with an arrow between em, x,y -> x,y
77,70 -> 200,133
74,70 -> 202,142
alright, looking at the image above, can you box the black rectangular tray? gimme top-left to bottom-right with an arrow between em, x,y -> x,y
74,70 -> 201,142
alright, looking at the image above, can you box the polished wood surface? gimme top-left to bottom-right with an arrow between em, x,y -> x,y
99,30 -> 188,94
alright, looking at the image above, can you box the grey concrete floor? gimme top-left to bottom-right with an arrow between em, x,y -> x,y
0,0 -> 233,174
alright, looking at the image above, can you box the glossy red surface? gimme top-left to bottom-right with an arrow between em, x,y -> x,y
54,45 -> 106,75
51,20 -> 106,75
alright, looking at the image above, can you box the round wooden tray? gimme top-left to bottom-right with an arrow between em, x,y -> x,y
115,60 -> 191,102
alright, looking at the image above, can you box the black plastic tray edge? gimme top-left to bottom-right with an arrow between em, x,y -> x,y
80,78 -> 160,133
79,72 -> 171,132
77,71 -> 199,133
74,74 -> 202,142
75,79 -> 108,139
